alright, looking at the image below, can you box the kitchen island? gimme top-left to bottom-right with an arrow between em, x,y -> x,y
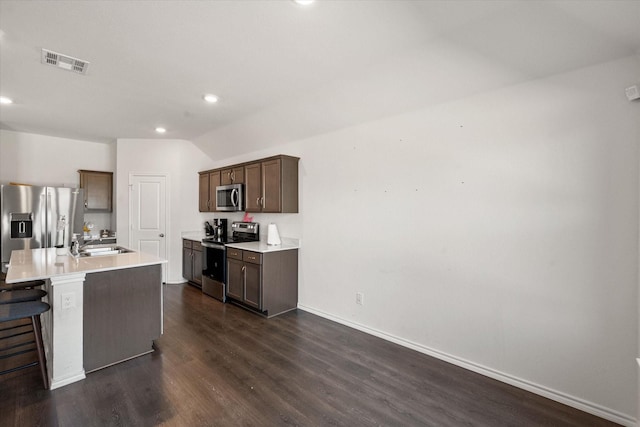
5,247 -> 166,389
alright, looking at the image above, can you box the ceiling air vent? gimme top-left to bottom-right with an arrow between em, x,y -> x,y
41,49 -> 89,75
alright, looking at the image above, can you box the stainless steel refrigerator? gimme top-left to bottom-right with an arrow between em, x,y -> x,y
1,185 -> 84,272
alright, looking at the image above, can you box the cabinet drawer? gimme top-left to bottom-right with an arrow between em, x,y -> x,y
192,241 -> 202,252
243,251 -> 262,265
183,239 -> 192,249
227,248 -> 243,260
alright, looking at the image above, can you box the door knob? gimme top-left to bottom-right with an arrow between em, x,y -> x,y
159,233 -> 165,237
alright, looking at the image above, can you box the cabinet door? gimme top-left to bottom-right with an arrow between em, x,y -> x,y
231,167 -> 244,184
226,258 -> 244,300
183,247 -> 193,281
208,171 -> 220,212
192,247 -> 203,285
220,169 -> 233,186
244,262 -> 262,309
198,174 -> 209,212
80,170 -> 113,212
262,159 -> 281,213
221,167 -> 245,185
244,163 -> 262,212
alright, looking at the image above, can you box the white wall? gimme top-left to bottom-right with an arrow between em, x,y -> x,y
195,55 -> 640,424
115,138 -> 212,283
0,130 -> 115,186
0,130 -> 116,231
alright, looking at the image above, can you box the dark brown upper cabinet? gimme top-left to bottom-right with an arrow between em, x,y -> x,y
79,170 -> 113,212
244,156 -> 299,213
220,167 -> 244,185
199,171 -> 220,212
199,155 -> 299,214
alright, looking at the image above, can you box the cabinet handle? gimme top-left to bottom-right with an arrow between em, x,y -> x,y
242,265 -> 246,272
231,171 -> 235,182
84,201 -> 88,208
260,196 -> 264,207
256,197 -> 261,207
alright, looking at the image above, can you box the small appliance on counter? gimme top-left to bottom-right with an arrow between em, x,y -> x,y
213,218 -> 227,240
204,218 -> 228,241
201,221 -> 259,302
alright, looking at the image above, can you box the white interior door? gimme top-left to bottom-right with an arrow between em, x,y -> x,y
129,174 -> 167,282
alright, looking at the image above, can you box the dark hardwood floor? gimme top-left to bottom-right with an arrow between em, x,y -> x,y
0,283 -> 621,426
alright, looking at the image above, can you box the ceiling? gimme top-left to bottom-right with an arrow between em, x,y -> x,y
0,1 -> 639,148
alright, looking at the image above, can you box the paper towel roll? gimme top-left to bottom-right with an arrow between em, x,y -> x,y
267,223 -> 281,245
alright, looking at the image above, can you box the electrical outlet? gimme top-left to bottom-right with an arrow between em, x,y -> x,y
356,292 -> 364,306
61,292 -> 76,310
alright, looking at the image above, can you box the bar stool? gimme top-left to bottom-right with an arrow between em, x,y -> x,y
0,279 -> 46,292
0,289 -> 47,305
0,300 -> 51,389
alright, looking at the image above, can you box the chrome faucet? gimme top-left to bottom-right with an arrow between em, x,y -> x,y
80,238 -> 102,249
70,234 -> 80,257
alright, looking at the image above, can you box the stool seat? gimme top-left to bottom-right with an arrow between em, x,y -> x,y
0,301 -> 50,322
0,301 -> 50,389
0,289 -> 47,305
0,280 -> 46,291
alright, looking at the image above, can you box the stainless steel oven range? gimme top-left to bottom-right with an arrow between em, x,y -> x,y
201,221 -> 259,301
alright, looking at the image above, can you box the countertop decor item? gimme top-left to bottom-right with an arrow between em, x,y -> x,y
267,223 -> 281,246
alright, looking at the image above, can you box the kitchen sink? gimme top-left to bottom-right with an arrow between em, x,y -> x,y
78,245 -> 134,257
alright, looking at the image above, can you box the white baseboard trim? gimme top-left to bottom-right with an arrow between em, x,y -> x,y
50,370 -> 86,390
297,304 -> 636,427
165,279 -> 188,285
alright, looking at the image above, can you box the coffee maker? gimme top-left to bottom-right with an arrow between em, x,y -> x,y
212,218 -> 227,240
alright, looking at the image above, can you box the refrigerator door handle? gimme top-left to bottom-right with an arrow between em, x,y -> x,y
45,192 -> 51,248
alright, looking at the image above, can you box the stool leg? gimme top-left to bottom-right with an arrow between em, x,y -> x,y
31,314 -> 49,389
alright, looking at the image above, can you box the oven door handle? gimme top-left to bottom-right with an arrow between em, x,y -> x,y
201,242 -> 227,249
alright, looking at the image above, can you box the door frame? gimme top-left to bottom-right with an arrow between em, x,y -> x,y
128,172 -> 170,284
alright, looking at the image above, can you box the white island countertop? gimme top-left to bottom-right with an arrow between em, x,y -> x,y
225,238 -> 300,253
5,247 -> 167,283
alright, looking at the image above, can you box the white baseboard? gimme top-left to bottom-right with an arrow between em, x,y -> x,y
165,279 -> 188,285
50,370 -> 86,390
297,304 -> 636,427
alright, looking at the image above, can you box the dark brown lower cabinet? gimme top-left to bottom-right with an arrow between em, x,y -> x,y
182,239 -> 202,287
226,257 -> 244,301
83,264 -> 162,372
226,248 -> 298,318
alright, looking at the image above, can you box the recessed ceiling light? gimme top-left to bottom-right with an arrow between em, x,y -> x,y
0,96 -> 13,105
294,0 -> 314,5
203,94 -> 219,103
155,127 -> 167,134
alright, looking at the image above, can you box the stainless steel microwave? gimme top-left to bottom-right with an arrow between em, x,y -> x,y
216,184 -> 244,212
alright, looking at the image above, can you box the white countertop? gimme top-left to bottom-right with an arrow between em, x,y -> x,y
181,231 -> 207,241
181,230 -> 300,253
5,248 -> 167,283
225,238 -> 300,253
